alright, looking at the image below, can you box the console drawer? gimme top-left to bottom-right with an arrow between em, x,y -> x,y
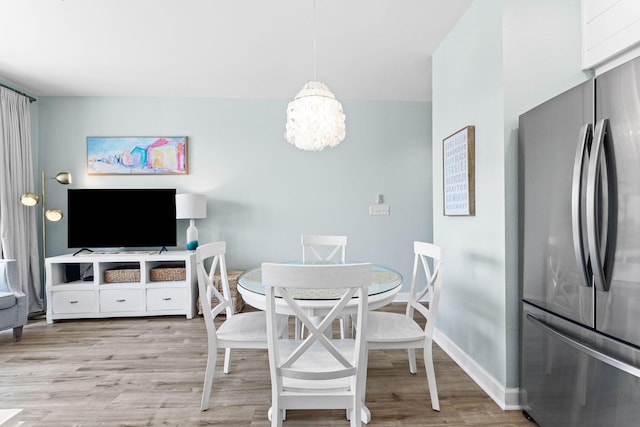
100,289 -> 144,312
51,290 -> 98,314
147,288 -> 185,311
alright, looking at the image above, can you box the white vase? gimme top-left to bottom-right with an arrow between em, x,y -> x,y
186,219 -> 199,250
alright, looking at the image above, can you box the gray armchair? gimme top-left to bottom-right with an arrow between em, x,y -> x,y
0,259 -> 28,341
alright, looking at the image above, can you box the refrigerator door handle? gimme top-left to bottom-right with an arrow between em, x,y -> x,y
571,123 -> 592,287
527,313 -> 640,379
586,118 -> 617,292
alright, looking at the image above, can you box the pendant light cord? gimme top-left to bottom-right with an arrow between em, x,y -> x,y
313,0 -> 317,81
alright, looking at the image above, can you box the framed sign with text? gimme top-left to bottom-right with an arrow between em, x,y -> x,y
442,126 -> 475,216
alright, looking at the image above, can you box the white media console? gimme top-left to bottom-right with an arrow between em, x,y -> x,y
45,251 -> 197,324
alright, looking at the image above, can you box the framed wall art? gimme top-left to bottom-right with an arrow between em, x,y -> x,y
87,136 -> 188,175
442,126 -> 475,216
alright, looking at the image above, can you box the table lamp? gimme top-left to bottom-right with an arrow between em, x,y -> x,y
175,194 -> 207,250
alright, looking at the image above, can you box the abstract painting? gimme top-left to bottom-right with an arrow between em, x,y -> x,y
87,136 -> 188,175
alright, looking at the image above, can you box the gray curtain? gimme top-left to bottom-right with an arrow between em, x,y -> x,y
0,87 -> 42,313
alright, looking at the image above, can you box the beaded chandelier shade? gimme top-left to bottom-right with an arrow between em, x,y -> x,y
285,81 -> 346,151
284,1 -> 346,151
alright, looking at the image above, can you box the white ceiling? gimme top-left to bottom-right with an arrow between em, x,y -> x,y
0,0 -> 473,101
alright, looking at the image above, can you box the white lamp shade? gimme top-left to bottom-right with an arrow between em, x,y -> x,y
175,194 -> 207,219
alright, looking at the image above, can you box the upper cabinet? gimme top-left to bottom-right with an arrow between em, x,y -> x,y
582,0 -> 640,69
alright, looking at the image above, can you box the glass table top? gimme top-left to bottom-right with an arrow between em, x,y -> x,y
237,261 -> 403,300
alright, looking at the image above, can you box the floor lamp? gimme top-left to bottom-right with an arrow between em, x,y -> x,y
20,171 -> 72,309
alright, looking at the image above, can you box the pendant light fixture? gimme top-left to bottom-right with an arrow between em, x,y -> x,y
285,0 -> 346,151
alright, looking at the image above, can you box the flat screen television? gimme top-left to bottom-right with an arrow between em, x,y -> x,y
67,188 -> 177,250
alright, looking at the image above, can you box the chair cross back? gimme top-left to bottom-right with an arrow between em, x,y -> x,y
301,235 -> 347,263
261,262 -> 372,426
408,243 -> 442,333
197,241 -> 234,318
278,285 -> 359,377
299,235 -> 350,340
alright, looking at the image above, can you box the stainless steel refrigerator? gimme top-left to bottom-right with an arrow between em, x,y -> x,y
519,56 -> 640,426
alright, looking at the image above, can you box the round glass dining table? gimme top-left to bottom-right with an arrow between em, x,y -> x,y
237,261 -> 403,316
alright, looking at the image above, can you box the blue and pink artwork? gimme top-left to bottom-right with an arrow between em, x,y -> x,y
87,137 -> 188,175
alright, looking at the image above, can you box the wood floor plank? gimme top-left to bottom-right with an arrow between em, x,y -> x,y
0,304 -> 533,426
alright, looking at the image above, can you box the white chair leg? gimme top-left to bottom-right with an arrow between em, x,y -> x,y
362,406 -> 371,424
350,397 -> 362,427
268,406 -> 286,422
348,408 -> 371,423
350,314 -> 357,337
223,348 -> 232,374
424,344 -> 440,411
357,351 -> 371,424
268,405 -> 284,427
408,348 -> 417,374
200,346 -> 217,411
295,317 -> 303,339
339,315 -> 350,339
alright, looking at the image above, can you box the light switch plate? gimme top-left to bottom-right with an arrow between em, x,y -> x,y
369,204 -> 390,215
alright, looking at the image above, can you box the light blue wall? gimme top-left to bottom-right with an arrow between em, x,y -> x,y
432,0 -> 589,389
36,96 -> 432,287
433,0 -> 508,386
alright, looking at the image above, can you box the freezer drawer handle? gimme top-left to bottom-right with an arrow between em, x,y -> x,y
527,313 -> 640,379
571,123 -> 593,287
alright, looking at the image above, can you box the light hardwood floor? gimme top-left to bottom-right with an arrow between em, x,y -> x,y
0,304 -> 533,426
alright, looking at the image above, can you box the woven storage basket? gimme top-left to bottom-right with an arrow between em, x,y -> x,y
104,266 -> 140,283
150,264 -> 186,282
198,269 -> 245,315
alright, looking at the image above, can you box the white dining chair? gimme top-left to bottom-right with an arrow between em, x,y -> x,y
196,241 -> 287,411
300,234 -> 350,339
301,235 -> 347,264
262,262 -> 372,427
365,241 -> 443,411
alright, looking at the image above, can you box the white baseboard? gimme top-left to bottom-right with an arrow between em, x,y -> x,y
391,293 -> 520,410
433,328 -> 521,410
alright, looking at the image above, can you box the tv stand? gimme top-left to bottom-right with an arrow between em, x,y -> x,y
45,251 -> 196,324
